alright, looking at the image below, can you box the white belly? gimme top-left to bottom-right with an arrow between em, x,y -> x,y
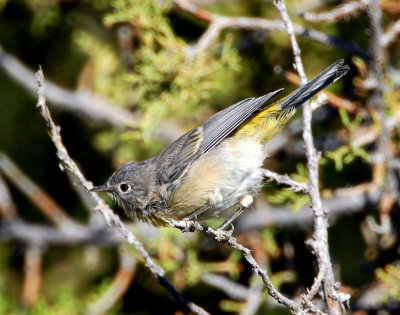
207,138 -> 265,213
168,137 -> 266,219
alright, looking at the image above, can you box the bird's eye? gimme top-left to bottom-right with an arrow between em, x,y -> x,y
119,183 -> 131,193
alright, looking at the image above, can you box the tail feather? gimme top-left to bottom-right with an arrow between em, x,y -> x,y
279,59 -> 349,110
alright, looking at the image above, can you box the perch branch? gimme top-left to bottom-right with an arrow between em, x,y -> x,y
169,219 -> 302,313
35,68 -> 209,315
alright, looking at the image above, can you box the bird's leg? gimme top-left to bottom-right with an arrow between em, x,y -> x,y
217,194 -> 253,231
183,203 -> 211,221
218,207 -> 244,231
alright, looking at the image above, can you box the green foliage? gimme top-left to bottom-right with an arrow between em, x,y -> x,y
73,0 -> 242,163
321,109 -> 369,171
23,0 -> 61,35
261,229 -> 281,259
376,264 -> 400,302
0,0 -> 9,10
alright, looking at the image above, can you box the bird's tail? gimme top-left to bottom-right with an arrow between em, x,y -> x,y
279,59 -> 349,110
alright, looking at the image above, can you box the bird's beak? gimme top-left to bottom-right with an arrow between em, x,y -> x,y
90,184 -> 112,193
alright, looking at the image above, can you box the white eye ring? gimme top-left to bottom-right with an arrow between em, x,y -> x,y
119,183 -> 131,193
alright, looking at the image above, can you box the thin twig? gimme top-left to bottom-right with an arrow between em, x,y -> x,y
169,220 -> 302,313
35,68 -> 209,315
206,227 -> 301,313
301,1 -> 366,23
0,152 -> 77,229
201,273 -> 249,300
274,0 -> 307,85
381,19 -> 400,48
0,219 -> 125,246
0,173 -> 18,219
365,0 -> 398,248
274,0 -> 342,313
263,169 -> 309,193
174,0 -> 368,60
0,45 -> 182,143
0,45 -> 135,127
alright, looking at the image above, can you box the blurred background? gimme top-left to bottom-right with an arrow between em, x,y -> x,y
0,0 -> 399,314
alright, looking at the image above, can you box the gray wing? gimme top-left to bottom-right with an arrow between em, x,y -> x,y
157,88 -> 283,185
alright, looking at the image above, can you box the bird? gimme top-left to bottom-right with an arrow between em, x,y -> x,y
91,60 -> 349,229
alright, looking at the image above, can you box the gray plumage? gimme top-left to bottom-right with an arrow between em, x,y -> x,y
91,60 -> 349,226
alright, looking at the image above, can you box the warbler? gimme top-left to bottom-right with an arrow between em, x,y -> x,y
91,60 -> 349,228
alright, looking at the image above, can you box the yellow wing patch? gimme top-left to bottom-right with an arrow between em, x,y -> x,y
233,103 -> 296,143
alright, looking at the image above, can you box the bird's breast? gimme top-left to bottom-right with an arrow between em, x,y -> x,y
167,137 -> 265,220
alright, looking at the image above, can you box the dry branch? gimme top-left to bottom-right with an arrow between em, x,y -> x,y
274,0 -> 345,313
35,68 -> 209,315
263,169 -> 309,193
169,219 -> 302,313
0,153 -> 77,229
0,173 -> 18,219
0,45 -> 135,127
0,45 -> 181,143
301,1 -> 366,23
174,0 -> 368,60
381,19 -> 400,48
365,0 -> 398,248
0,220 -> 124,246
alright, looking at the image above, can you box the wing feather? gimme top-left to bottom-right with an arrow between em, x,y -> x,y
158,89 -> 283,185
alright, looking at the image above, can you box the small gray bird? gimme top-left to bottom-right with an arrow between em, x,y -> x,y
91,60 -> 349,228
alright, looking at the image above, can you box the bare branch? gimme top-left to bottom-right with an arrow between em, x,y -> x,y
0,153 -> 77,229
263,169 -> 309,193
274,0 -> 344,313
0,183 -> 379,246
381,19 -> 400,48
201,273 -> 249,300
0,45 -> 182,143
274,0 -> 307,85
365,0 -> 398,247
0,220 -> 124,246
301,1 -> 366,23
0,173 -> 18,219
206,227 -> 301,313
174,0 -> 368,60
0,45 -> 135,127
168,220 -> 302,313
35,69 -> 209,315
240,283 -> 264,315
